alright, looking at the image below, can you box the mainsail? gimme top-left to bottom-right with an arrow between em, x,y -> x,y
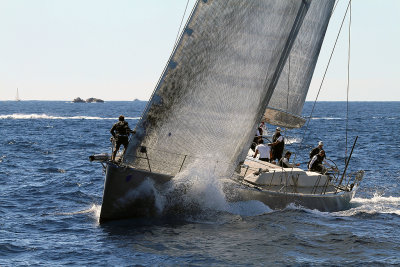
264,0 -> 334,129
124,0 -> 334,178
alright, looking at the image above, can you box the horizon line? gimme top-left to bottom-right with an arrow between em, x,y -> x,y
1,99 -> 399,102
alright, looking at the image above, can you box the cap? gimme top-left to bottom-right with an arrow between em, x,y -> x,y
318,141 -> 323,146
276,127 -> 281,131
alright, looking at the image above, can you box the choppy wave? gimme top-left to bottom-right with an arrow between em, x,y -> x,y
341,194 -> 400,216
285,136 -> 301,144
55,204 -> 101,219
275,194 -> 400,218
372,116 -> 398,120
272,193 -> 400,217
0,113 -> 140,120
225,200 -> 272,216
310,117 -> 343,120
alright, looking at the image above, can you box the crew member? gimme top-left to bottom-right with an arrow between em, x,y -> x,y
253,139 -> 271,162
269,127 -> 284,162
308,150 -> 326,174
310,141 -> 325,160
110,115 -> 135,162
251,124 -> 263,152
279,151 -> 300,168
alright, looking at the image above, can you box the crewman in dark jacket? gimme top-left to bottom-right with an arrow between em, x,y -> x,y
308,150 -> 326,174
279,151 -> 300,168
309,141 -> 325,159
110,115 -> 135,162
269,127 -> 284,162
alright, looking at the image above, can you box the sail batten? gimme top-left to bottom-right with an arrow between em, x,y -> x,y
124,0 -> 334,177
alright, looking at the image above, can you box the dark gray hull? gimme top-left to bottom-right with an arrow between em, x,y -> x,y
100,164 -> 361,222
225,180 -> 357,212
100,163 -> 172,222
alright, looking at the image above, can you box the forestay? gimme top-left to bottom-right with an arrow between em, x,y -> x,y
124,0 -> 333,177
264,0 -> 335,128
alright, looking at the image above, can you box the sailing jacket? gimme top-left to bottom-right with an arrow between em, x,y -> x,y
310,146 -> 326,159
272,133 -> 284,157
308,154 -> 324,170
110,121 -> 131,138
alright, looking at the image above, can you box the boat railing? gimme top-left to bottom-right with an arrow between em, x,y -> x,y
129,145 -> 233,177
241,156 -> 346,195
238,162 -> 295,193
240,158 -> 327,195
334,170 -> 364,193
278,167 -> 335,195
323,158 -> 340,182
274,152 -> 334,195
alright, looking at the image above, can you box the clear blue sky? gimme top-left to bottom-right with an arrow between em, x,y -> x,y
0,0 -> 399,101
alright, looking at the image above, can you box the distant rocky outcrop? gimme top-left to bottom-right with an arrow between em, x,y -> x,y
73,97 -> 85,103
73,97 -> 104,103
86,97 -> 104,103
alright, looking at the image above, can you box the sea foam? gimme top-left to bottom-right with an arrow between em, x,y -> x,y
158,158 -> 272,217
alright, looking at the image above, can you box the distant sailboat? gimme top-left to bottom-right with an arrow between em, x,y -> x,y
15,88 -> 21,101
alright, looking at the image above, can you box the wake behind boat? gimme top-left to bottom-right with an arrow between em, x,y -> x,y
91,0 -> 364,222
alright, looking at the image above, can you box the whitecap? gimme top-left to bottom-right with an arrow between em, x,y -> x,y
0,113 -> 140,120
334,193 -> 400,217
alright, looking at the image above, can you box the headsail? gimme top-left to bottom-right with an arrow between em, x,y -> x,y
264,0 -> 335,129
124,0 -> 333,178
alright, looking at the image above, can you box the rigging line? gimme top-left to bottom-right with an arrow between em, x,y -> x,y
345,1 -> 352,163
296,0 -> 352,154
174,0 -> 191,47
287,55 -> 290,110
135,146 -> 234,166
332,0 -> 340,14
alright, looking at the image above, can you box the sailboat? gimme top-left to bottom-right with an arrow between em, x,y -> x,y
92,0 -> 364,222
15,88 -> 21,101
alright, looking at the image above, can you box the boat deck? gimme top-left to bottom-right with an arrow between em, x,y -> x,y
240,157 -> 296,176
239,157 -> 341,195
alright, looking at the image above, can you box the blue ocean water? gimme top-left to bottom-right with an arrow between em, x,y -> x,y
0,101 -> 399,266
